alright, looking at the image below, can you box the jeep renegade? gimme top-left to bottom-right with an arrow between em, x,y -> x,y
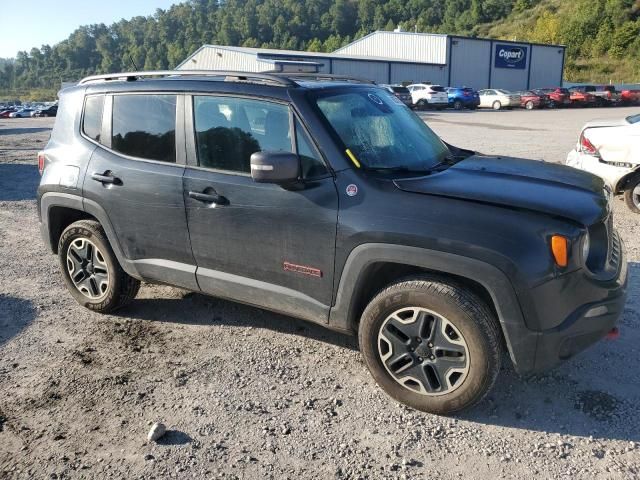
38,71 -> 627,414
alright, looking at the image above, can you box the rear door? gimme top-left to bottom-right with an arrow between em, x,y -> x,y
183,94 -> 338,322
82,92 -> 197,289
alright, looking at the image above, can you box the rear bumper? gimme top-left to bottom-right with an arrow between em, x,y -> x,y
509,238 -> 627,375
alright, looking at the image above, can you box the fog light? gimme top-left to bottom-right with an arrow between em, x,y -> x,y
584,305 -> 608,318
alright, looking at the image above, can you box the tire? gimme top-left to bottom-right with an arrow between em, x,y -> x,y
492,101 -> 502,110
358,275 -> 502,415
453,100 -> 463,111
525,100 -> 534,110
58,220 -> 140,313
624,176 -> 640,214
416,99 -> 428,110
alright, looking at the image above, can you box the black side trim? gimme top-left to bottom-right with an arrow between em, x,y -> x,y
329,243 -> 537,373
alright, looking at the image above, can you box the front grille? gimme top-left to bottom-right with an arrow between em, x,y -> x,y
606,214 -> 614,265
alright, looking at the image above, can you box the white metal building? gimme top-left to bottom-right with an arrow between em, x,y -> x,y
177,31 -> 565,90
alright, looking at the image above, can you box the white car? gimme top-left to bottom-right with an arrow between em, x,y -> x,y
478,89 -> 521,110
407,84 -> 449,110
566,113 -> 640,213
8,108 -> 34,118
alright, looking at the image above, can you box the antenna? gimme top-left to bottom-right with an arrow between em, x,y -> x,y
128,54 -> 139,71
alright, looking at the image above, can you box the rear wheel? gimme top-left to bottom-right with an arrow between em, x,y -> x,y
453,100 -> 463,111
416,99 -> 428,110
492,101 -> 502,110
359,276 -> 502,415
58,220 -> 140,312
624,177 -> 640,214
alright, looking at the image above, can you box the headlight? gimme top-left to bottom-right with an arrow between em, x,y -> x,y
581,231 -> 590,264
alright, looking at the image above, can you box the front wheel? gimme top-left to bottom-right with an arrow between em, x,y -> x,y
624,177 -> 640,214
58,220 -> 140,312
525,100 -> 534,110
359,276 -> 502,415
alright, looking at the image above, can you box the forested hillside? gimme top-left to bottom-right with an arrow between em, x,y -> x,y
1,0 -> 639,99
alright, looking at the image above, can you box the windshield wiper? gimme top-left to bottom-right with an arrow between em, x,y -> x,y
425,155 -> 459,172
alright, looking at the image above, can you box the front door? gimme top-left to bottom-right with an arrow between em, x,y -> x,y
183,94 -> 338,323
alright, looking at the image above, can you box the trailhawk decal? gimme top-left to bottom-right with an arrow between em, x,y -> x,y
494,44 -> 528,70
283,262 -> 322,278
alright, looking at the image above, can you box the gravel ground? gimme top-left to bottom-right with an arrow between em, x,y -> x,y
1,111 -> 639,480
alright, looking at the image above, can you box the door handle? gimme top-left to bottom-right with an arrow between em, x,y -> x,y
91,172 -> 121,185
188,190 -> 227,205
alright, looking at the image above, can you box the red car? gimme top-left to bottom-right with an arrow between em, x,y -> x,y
516,90 -> 550,109
621,88 -> 640,105
0,108 -> 17,118
534,88 -> 571,108
568,86 -> 598,107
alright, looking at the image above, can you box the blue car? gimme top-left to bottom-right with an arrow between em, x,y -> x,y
446,87 -> 480,110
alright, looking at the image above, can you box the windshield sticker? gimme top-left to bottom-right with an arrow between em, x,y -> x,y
346,184 -> 358,197
368,93 -> 384,105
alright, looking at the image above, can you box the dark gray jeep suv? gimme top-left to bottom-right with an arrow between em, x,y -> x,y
38,71 -> 627,414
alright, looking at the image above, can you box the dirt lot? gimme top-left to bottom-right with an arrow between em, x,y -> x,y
1,109 -> 639,479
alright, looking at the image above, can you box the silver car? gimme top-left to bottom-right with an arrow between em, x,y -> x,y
478,89 -> 521,110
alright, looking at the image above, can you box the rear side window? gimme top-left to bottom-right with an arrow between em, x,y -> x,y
193,96 -> 292,174
82,95 -> 104,142
430,86 -> 446,92
111,94 -> 177,163
391,86 -> 410,94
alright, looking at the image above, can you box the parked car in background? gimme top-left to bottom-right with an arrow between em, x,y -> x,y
478,89 -> 521,110
534,88 -> 571,108
33,105 -> 58,117
620,88 -> 640,105
0,108 -> 17,118
8,108 -> 35,118
590,85 -> 622,106
516,90 -> 550,110
568,87 -> 598,107
380,85 -> 413,107
567,113 -> 640,213
445,87 -> 480,110
407,83 -> 449,110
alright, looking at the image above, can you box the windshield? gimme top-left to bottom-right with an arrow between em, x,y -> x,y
626,113 -> 640,124
315,89 -> 451,170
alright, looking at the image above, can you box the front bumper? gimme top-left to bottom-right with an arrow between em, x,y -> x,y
509,236 -> 627,375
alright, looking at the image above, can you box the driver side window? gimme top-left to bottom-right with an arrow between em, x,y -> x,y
193,96 -> 293,173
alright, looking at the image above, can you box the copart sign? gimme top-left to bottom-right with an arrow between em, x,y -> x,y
494,44 -> 528,70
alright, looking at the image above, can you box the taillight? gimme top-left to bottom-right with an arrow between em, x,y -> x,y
38,152 -> 45,175
580,133 -> 598,156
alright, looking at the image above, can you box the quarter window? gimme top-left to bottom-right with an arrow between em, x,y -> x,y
193,96 -> 293,173
111,94 -> 177,162
82,95 -> 104,142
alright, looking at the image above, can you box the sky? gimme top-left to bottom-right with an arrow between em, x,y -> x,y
0,0 -> 182,58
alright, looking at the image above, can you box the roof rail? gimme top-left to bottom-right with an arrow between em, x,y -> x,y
78,70 -> 297,87
274,72 -> 376,85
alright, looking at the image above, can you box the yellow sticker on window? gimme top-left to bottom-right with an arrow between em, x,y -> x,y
345,149 -> 361,168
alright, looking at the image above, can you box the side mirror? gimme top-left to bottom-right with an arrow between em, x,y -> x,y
250,151 -> 300,185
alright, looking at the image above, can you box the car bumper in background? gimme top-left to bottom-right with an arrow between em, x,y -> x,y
566,150 -> 633,190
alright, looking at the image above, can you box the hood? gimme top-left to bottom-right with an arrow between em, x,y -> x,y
393,155 -> 608,225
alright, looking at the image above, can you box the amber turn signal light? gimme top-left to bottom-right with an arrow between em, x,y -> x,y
550,235 -> 568,267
